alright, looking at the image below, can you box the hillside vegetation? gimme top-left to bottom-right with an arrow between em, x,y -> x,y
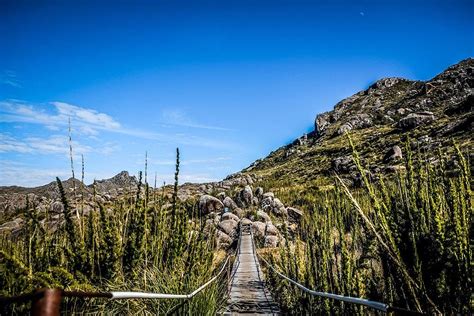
259,138 -> 471,314
1,152 -> 225,315
0,59 -> 472,315
233,58 -> 473,314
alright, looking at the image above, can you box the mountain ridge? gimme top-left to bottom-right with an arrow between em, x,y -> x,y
1,58 -> 472,228
233,58 -> 473,188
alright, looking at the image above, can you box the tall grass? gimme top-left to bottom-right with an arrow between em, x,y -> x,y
261,137 -> 472,314
0,148 -> 224,315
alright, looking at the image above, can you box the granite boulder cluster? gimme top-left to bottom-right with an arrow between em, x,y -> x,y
199,185 -> 303,250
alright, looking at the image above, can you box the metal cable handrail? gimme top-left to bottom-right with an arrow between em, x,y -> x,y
2,221 -> 426,315
110,255 -> 230,300
0,255 -> 231,315
254,238 -> 424,315
257,253 -> 389,312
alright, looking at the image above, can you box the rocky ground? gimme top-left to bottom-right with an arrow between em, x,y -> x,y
0,171 -> 139,234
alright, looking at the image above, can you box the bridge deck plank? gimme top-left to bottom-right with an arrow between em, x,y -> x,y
223,232 -> 280,315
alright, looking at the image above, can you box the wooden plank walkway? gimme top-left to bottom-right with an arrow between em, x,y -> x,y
222,230 -> 280,315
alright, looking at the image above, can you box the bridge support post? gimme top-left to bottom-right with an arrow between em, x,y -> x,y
32,289 -> 62,316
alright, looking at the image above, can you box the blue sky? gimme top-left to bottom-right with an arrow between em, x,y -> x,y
0,0 -> 473,187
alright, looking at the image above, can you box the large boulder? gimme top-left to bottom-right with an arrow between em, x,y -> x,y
237,185 -> 254,207
216,230 -> 233,249
261,193 -> 274,212
315,112 -> 332,136
262,192 -> 274,199
331,155 -> 353,173
234,207 -> 246,218
221,212 -> 240,222
50,201 -> 64,214
223,196 -> 238,210
383,145 -> 403,162
252,221 -> 267,238
240,218 -> 252,226
0,218 -> 23,234
265,223 -> 279,236
199,195 -> 224,215
272,198 -> 287,216
337,114 -> 373,135
397,112 -> 435,130
252,197 -> 259,206
256,210 -> 271,223
219,219 -> 238,237
217,192 -> 226,201
264,235 -> 279,248
287,207 -> 303,223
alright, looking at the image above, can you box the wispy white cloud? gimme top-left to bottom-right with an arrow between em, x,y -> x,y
0,133 -> 91,156
161,109 -> 233,131
0,134 -> 32,153
0,100 -> 121,136
0,160 -> 111,187
0,100 -> 236,149
1,70 -> 22,88
0,160 -> 70,187
53,102 -> 121,130
0,133 -> 118,157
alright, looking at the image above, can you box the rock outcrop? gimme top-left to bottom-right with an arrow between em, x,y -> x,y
236,185 -> 254,207
223,196 -> 238,210
93,171 -> 137,197
199,195 -> 224,215
287,207 -> 303,223
236,58 -> 472,188
384,145 -> 403,162
201,185 -> 302,249
256,210 -> 271,223
397,112 -> 435,130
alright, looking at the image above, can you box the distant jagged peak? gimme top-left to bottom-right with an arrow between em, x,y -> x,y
93,170 -> 137,186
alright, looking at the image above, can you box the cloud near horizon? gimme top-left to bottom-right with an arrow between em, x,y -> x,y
0,99 -> 236,149
0,100 -> 121,136
0,158 -> 220,187
0,99 -> 239,186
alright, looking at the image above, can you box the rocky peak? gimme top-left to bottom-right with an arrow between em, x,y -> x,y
240,58 -> 473,186
92,171 -> 138,196
368,77 -> 410,91
313,59 -> 473,138
432,58 -> 473,81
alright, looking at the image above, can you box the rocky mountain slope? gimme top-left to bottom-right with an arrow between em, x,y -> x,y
1,58 -> 472,236
234,58 -> 473,188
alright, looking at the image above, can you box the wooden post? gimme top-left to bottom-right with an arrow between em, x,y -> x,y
31,289 -> 62,316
